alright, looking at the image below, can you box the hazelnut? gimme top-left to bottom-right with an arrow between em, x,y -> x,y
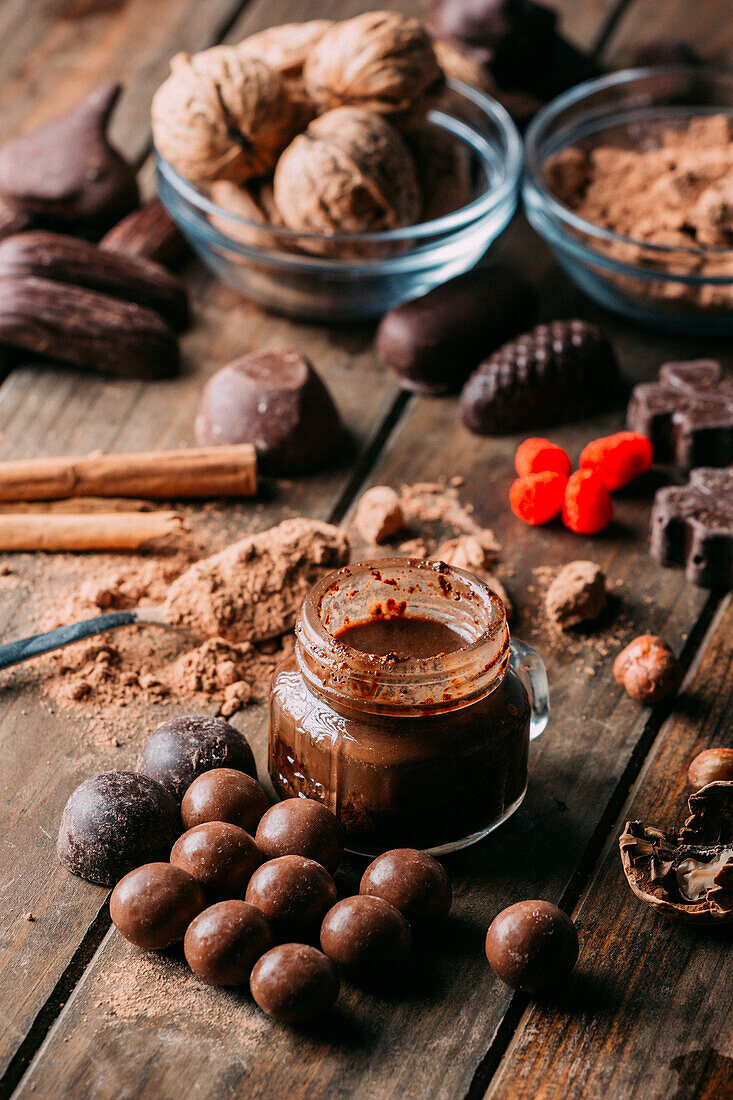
273,108 -> 421,247
151,48 -> 294,183
613,634 -> 682,705
236,21 -> 333,131
688,749 -> 733,791
354,486 -> 405,545
303,11 -> 444,125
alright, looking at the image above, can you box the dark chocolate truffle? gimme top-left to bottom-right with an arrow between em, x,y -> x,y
245,855 -> 337,941
485,900 -> 579,994
250,943 -> 339,1023
320,895 -> 411,977
170,821 -> 262,900
255,798 -> 343,873
360,848 -> 452,926
57,771 -> 180,886
110,862 -> 205,949
136,715 -> 256,803
194,347 -> 343,476
182,768 -> 270,834
184,900 -> 272,985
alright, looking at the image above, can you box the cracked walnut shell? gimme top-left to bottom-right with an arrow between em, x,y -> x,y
303,11 -> 444,125
152,48 -> 295,183
273,107 -> 421,244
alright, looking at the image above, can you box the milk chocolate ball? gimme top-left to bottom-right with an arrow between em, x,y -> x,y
181,768 -> 270,834
245,855 -> 337,940
136,715 -> 256,802
195,347 -> 343,476
485,900 -> 579,994
250,943 -> 339,1023
360,848 -> 452,926
110,862 -> 205,949
320,895 -> 411,977
255,798 -> 342,873
57,771 -> 180,886
170,821 -> 262,900
184,900 -> 272,985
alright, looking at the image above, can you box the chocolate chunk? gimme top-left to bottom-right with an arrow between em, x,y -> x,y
320,895 -> 411,978
0,231 -> 188,330
195,347 -> 343,476
250,943 -> 339,1023
627,360 -> 733,472
57,771 -> 180,886
461,320 -> 620,435
170,821 -> 262,900
245,855 -> 337,941
136,715 -> 257,803
0,84 -> 139,233
181,768 -> 270,834
376,266 -> 538,395
359,848 -> 452,927
110,862 -> 206,948
255,798 -> 343,873
650,467 -> 733,588
485,899 -> 579,993
100,200 -> 190,269
184,900 -> 272,985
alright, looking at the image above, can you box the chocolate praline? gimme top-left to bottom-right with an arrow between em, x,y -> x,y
245,855 -> 337,941
320,895 -> 411,977
110,862 -> 205,949
181,768 -> 270,834
184,900 -> 272,985
255,798 -> 342,873
136,715 -> 256,802
170,821 -> 262,900
485,900 -> 579,994
250,943 -> 339,1023
360,848 -> 452,926
57,771 -> 180,886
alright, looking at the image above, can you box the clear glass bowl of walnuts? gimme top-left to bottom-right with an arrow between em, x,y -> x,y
152,16 -> 522,321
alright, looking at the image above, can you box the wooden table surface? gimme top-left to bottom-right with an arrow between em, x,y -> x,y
0,1 -> 731,1098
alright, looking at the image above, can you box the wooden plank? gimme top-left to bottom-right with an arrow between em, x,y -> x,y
485,596 -> 733,1100
604,0 -> 733,66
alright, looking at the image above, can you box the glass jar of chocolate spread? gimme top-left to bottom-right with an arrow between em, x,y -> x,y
269,559 -> 549,856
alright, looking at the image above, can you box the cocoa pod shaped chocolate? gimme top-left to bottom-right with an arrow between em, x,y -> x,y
0,231 -> 188,330
100,200 -> 191,269
0,84 -> 139,232
0,276 -> 178,379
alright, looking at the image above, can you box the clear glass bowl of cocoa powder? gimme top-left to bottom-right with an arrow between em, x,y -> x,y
524,67 -> 733,334
156,80 -> 522,322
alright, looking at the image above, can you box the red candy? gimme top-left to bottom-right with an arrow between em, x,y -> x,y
579,431 -> 653,491
515,438 -> 572,479
509,471 -> 568,525
562,469 -> 613,534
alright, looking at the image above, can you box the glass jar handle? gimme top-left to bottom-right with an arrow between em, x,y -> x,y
509,638 -> 549,740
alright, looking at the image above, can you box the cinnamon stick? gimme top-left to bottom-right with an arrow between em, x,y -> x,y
0,511 -> 184,551
0,444 -> 257,502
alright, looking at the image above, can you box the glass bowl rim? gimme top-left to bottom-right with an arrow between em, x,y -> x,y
155,78 -> 523,255
524,64 -> 733,264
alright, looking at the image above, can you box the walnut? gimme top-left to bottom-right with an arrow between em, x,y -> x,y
209,179 -> 285,250
151,48 -> 295,183
236,21 -> 333,130
303,11 -> 444,126
431,38 -> 492,92
613,634 -> 682,705
273,107 -> 421,247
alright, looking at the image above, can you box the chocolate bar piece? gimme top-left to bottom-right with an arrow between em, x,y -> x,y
627,360 -> 733,472
460,319 -> 620,435
650,467 -> 733,588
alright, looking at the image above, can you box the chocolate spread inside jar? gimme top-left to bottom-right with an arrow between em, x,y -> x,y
268,559 -> 547,855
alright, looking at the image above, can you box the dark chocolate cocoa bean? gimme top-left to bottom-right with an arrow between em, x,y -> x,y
0,276 -> 178,379
195,347 -> 343,476
0,231 -> 188,330
376,266 -> 537,394
0,84 -> 139,233
100,200 -> 191,269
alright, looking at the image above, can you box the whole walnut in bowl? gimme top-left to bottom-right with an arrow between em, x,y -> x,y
303,11 -> 444,125
236,21 -> 333,130
273,107 -> 421,250
151,48 -> 295,183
